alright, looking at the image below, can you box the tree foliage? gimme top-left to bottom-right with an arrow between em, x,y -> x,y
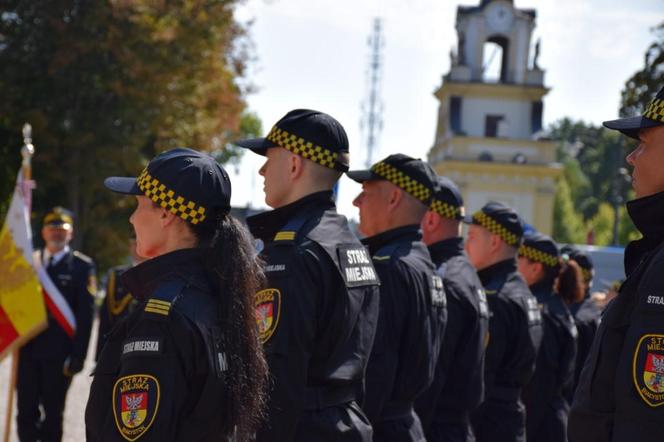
0,0 -> 260,271
620,22 -> 663,118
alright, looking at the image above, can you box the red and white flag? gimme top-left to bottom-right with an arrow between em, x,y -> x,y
33,252 -> 77,338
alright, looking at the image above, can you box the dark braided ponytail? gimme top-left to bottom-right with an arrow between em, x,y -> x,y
190,210 -> 268,441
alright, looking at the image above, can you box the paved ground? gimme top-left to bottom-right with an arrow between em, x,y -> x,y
0,319 -> 99,442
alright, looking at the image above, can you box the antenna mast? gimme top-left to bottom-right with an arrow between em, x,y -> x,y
360,17 -> 384,168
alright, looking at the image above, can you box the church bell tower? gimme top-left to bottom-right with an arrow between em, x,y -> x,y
428,0 -> 560,234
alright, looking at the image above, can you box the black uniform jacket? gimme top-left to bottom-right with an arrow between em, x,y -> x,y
569,192 -> 664,442
415,237 -> 489,431
565,294 -> 601,403
523,280 -> 577,437
22,249 -> 95,365
97,264 -> 139,359
477,259 -> 543,400
361,225 -> 447,423
85,249 -> 232,441
246,191 -> 380,441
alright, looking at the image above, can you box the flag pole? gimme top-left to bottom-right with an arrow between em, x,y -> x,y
3,124 -> 35,442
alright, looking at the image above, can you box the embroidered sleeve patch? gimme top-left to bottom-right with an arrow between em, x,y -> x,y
121,338 -> 163,359
633,334 -> 664,407
113,374 -> 160,441
256,288 -> 281,344
338,245 -> 379,287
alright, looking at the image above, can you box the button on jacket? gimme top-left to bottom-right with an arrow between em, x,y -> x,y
523,280 -> 577,442
415,237 -> 489,442
247,191 -> 380,442
471,259 -> 543,442
85,249 -> 232,441
569,191 -> 664,442
361,225 -> 448,442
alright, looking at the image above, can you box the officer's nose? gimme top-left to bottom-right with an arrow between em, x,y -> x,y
626,146 -> 639,166
352,192 -> 364,208
258,160 -> 267,177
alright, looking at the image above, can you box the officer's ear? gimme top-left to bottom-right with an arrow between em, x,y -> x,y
421,210 -> 439,233
386,186 -> 403,212
159,208 -> 179,228
288,152 -> 304,181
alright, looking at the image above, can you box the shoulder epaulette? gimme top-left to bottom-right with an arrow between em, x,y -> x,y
143,280 -> 186,318
273,215 -> 310,244
372,242 -> 401,262
144,298 -> 172,316
73,250 -> 94,264
274,231 -> 297,242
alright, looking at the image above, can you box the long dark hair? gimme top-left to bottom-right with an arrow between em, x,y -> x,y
553,259 -> 585,305
191,210 -> 268,440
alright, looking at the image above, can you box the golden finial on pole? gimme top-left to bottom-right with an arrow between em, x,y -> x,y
21,123 -> 35,181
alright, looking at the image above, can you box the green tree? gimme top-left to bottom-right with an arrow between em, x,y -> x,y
620,22 -> 663,118
0,1 -> 259,270
552,176 -> 586,244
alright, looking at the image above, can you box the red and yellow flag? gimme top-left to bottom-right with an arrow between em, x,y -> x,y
0,171 -> 47,361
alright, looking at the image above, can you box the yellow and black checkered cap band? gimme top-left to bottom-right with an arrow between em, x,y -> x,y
266,126 -> 343,171
519,244 -> 559,267
44,210 -> 73,227
137,168 -> 207,225
431,198 -> 464,220
643,97 -> 664,124
472,211 -> 519,246
581,267 -> 593,282
371,161 -> 432,203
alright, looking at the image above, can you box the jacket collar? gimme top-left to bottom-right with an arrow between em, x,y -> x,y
427,237 -> 464,267
361,225 -> 421,256
529,279 -> 554,303
477,258 -> 517,286
120,248 -> 207,302
625,191 -> 664,274
246,191 -> 335,242
627,191 -> 664,240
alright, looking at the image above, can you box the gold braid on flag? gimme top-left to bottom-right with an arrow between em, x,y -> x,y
643,98 -> 664,123
518,244 -> 559,267
137,168 -> 207,225
472,211 -> 519,246
267,126 -> 340,170
371,161 -> 431,203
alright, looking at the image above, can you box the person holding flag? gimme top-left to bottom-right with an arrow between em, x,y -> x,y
16,206 -> 96,442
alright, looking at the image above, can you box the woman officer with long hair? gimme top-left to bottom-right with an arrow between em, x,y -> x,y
85,148 -> 267,441
517,231 -> 584,442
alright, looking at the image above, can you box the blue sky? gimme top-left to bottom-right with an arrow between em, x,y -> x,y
230,0 -> 662,219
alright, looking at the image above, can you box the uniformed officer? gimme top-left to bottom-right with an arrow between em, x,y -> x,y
415,176 -> 489,442
235,109 -> 380,441
464,202 -> 542,442
569,87 -> 664,441
517,232 -> 580,442
559,244 -> 600,403
95,238 -> 143,359
348,154 -> 447,441
86,148 -> 268,441
17,207 -> 96,442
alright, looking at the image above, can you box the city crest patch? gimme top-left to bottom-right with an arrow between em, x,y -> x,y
113,374 -> 160,441
256,288 -> 281,344
633,334 -> 664,407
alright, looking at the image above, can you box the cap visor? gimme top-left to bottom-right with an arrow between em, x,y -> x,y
104,177 -> 141,195
345,170 -> 375,183
603,116 -> 660,140
233,137 -> 277,155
